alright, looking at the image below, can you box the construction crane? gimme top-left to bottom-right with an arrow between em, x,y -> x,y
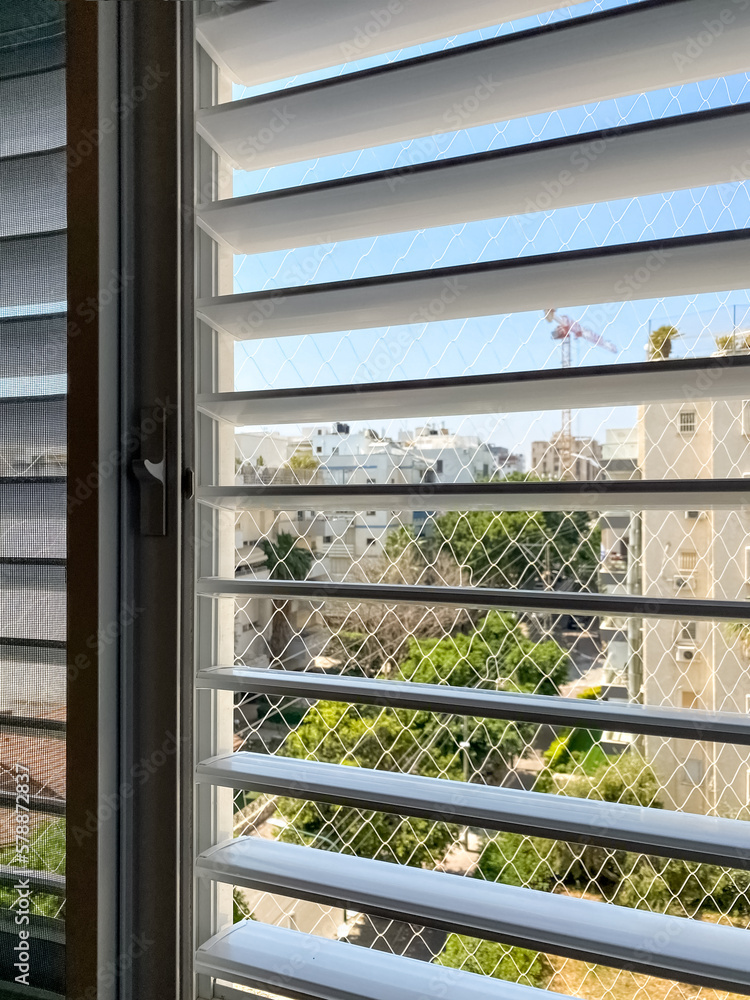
544,309 -> 617,480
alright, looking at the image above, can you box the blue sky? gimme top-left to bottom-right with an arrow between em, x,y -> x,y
229,0 -> 750,457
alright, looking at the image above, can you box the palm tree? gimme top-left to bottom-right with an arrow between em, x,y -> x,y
260,532 -> 313,663
647,324 -> 679,361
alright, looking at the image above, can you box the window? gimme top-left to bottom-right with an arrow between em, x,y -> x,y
679,410 -> 696,434
188,5 -> 750,1000
679,551 -> 698,572
681,759 -> 705,785
316,446 -> 323,453
678,621 -> 698,643
0,5 -> 68,997
685,510 -> 700,520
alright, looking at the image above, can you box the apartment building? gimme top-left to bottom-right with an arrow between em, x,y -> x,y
530,431 -> 603,480
639,398 -> 750,814
398,425 -> 498,483
310,424 -> 428,576
598,428 -> 640,687
233,431 -> 324,664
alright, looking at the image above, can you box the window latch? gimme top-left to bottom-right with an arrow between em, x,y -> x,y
132,406 -> 167,536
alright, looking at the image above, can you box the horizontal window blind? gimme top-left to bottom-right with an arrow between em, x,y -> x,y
194,2 -> 750,999
0,1 -> 66,997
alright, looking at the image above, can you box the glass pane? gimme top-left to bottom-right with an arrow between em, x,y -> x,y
0,2 -> 66,996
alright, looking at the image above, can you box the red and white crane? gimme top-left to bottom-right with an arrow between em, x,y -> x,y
543,309 -> 617,479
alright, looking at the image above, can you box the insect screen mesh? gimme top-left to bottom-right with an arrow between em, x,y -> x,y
0,1 -> 66,996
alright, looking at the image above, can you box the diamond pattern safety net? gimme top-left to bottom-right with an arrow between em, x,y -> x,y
194,2 -> 750,998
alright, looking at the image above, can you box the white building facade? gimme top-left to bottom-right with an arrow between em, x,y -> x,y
639,398 -> 750,815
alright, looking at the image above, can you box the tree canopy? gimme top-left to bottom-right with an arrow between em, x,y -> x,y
432,508 -> 600,591
277,614 -> 570,864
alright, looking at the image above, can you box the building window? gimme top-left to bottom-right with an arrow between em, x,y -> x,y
679,551 -> 698,572
366,537 -> 376,546
681,758 -> 705,784
323,535 -> 332,544
679,410 -> 696,434
435,460 -> 443,473
366,511 -> 377,517
681,691 -> 699,710
316,446 -> 323,453
678,621 -> 697,643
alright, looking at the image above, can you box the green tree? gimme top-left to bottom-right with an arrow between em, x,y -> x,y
260,532 -> 313,662
286,451 -> 319,471
278,614 -> 570,862
648,324 -> 680,361
434,508 -> 600,591
436,933 -> 552,988
278,700 -> 458,867
0,819 -> 65,918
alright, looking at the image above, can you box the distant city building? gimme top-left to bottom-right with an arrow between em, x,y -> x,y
398,425 -> 497,483
530,432 -> 602,481
639,397 -> 750,814
310,424 -> 428,576
488,444 -> 525,477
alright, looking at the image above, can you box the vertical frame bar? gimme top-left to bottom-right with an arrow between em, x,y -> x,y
66,3 -> 111,997
118,4 -> 191,999
67,3 -> 192,998
193,19 -> 235,997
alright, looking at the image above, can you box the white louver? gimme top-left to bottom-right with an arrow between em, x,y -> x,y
192,2 -> 750,998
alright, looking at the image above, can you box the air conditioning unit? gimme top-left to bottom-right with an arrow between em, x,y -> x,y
675,645 -> 696,664
673,575 -> 694,591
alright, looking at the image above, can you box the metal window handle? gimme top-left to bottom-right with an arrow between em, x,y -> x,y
132,407 -> 167,536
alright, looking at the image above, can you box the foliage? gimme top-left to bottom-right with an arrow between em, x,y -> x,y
286,451 -> 320,471
561,751 -> 663,808
612,856 -> 750,917
716,331 -> 750,354
260,532 -> 314,662
725,620 -> 750,656
398,612 -> 569,697
279,614 -> 569,863
433,508 -> 600,591
475,834 -> 556,893
322,536 -> 472,674
648,324 -> 679,361
277,701 -> 459,867
260,532 -> 313,582
436,933 -> 552,988
0,819 -> 65,918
